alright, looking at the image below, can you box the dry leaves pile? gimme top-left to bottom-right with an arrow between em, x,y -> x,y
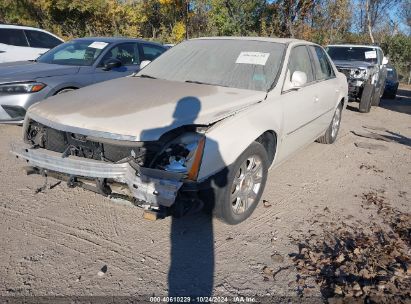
290,192 -> 410,302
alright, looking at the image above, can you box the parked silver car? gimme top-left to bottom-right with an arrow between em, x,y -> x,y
12,37 -> 348,224
0,37 -> 166,123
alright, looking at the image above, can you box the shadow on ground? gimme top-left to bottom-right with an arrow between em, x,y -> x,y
168,212 -> 214,296
345,86 -> 411,115
380,88 -> 411,115
346,104 -> 359,112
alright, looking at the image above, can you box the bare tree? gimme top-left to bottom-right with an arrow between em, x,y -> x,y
364,0 -> 401,43
365,0 -> 374,42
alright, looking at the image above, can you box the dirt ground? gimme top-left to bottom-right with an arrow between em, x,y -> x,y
0,86 -> 410,302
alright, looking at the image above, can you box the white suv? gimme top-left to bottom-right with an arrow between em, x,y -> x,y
0,24 -> 64,63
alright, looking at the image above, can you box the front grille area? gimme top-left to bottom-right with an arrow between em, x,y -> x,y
26,120 -> 160,166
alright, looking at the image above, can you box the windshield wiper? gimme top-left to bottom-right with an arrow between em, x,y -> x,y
185,80 -> 231,88
185,80 -> 214,85
138,74 -> 156,79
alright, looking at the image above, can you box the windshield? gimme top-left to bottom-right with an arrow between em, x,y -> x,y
136,39 -> 286,91
37,40 -> 109,66
326,46 -> 379,64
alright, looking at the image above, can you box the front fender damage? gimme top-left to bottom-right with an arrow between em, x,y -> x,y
13,99 -> 263,219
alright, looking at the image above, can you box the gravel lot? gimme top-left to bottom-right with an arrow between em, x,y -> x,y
0,87 -> 410,301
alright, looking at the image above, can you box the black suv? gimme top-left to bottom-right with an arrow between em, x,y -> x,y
326,44 -> 388,113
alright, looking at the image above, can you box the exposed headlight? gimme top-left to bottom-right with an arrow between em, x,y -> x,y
155,132 -> 205,180
350,69 -> 367,79
0,82 -> 46,94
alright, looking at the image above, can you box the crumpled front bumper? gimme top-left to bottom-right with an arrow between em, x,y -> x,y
11,144 -> 183,207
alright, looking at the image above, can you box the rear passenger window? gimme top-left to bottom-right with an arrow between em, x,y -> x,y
0,29 -> 28,47
141,44 -> 165,61
25,30 -> 62,49
288,46 -> 314,83
309,46 -> 335,80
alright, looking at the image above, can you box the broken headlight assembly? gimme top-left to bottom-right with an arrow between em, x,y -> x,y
0,82 -> 46,94
154,132 -> 205,181
350,68 -> 367,79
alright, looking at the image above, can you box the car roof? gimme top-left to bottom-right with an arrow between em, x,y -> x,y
0,24 -> 64,41
327,44 -> 382,50
0,24 -> 47,31
191,36 -> 312,45
73,37 -> 164,46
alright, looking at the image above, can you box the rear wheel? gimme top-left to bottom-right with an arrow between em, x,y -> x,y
213,142 -> 269,225
371,86 -> 383,106
317,103 -> 342,144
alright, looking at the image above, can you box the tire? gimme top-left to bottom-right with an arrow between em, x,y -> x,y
388,89 -> 397,99
317,103 -> 342,144
212,142 -> 269,225
371,86 -> 382,106
359,83 -> 374,113
55,88 -> 76,95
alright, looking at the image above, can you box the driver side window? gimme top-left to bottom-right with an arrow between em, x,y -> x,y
99,43 -> 140,67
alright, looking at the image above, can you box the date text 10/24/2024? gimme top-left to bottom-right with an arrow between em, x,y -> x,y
149,296 -> 256,303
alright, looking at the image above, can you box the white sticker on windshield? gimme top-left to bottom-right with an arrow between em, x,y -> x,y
88,42 -> 109,49
364,50 -> 377,59
236,52 -> 270,65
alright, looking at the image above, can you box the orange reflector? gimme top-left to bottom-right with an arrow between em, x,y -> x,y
30,84 -> 46,92
187,136 -> 205,181
143,211 -> 159,221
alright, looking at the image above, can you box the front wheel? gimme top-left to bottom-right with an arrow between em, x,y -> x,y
359,83 -> 374,113
213,142 -> 269,225
55,88 -> 76,95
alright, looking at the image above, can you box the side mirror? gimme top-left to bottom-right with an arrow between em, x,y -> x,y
103,58 -> 122,71
382,56 -> 389,65
139,60 -> 151,70
290,71 -> 307,89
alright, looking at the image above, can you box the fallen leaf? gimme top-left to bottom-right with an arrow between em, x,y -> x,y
263,200 -> 272,208
336,254 -> 345,263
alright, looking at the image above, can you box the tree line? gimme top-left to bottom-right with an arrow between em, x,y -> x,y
1,0 -> 410,80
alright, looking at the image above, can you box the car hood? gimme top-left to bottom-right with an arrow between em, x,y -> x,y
27,77 -> 267,141
0,61 -> 80,83
333,60 -> 376,70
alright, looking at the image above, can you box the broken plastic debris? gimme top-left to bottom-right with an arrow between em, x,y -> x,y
97,265 -> 108,277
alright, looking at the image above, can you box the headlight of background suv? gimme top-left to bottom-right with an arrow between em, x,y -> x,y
155,132 -> 205,181
350,68 -> 367,79
0,82 -> 46,94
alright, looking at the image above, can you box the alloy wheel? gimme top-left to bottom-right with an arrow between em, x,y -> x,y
230,155 -> 263,215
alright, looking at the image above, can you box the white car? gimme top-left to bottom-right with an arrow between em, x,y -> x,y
13,37 -> 348,224
0,24 -> 63,63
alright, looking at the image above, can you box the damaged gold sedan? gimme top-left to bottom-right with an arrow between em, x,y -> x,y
12,37 -> 348,224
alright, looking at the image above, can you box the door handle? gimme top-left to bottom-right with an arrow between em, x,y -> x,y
314,97 -> 319,103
